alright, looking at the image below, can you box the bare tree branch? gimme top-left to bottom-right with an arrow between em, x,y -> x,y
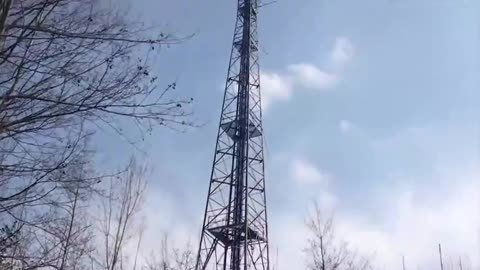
304,202 -> 373,270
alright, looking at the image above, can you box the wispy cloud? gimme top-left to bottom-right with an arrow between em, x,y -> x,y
261,71 -> 293,110
291,158 -> 332,185
339,119 -> 353,133
271,122 -> 480,270
338,174 -> 480,269
330,37 -> 355,69
288,63 -> 338,90
272,158 -> 480,270
260,37 -> 354,111
290,158 -> 338,212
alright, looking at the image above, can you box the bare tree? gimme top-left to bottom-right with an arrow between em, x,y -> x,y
0,221 -> 21,270
54,154 -> 96,270
0,1 -> 195,269
0,0 -> 192,226
0,147 -> 97,270
0,0 -> 192,267
304,202 -> 372,270
0,152 -> 194,270
93,158 -> 197,270
0,0 -> 12,39
143,233 -> 195,270
95,158 -> 147,270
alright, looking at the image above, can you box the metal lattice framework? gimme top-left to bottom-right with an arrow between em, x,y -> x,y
194,0 -> 269,270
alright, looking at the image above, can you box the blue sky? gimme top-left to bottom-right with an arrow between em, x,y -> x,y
97,0 -> 480,269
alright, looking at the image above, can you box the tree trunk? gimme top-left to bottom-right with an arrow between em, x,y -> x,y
320,236 -> 326,270
0,0 -> 12,38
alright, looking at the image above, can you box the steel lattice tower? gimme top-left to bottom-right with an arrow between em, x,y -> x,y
194,0 -> 269,270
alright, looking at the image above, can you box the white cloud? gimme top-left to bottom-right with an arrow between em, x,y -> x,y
291,158 -> 332,185
269,214 -> 308,270
261,71 -> 293,109
260,37 -> 355,111
129,188 -> 198,267
272,123 -> 480,270
290,158 -> 338,212
339,119 -> 353,133
353,175 -> 479,269
288,63 -> 338,90
273,169 -> 480,270
260,65 -> 336,111
330,37 -> 355,69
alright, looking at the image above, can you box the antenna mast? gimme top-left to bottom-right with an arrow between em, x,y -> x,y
194,1 -> 269,270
